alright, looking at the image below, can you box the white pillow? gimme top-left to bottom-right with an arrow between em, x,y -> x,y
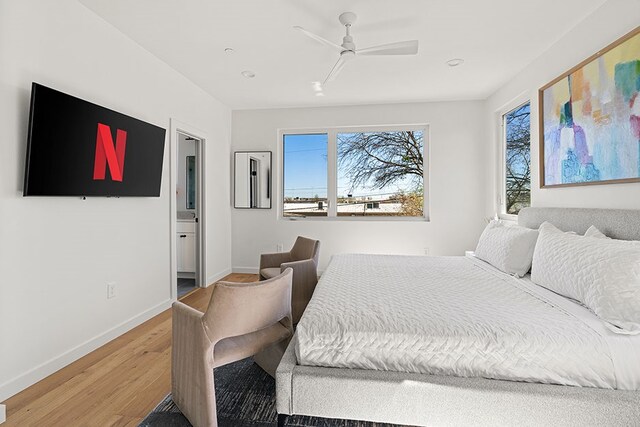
531,222 -> 640,334
475,220 -> 539,277
584,225 -> 609,239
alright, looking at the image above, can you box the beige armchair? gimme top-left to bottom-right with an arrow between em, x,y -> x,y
259,236 -> 320,324
171,269 -> 293,427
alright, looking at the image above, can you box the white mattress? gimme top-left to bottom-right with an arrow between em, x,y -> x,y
295,254 -> 640,390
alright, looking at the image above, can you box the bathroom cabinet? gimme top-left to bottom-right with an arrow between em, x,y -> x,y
176,221 -> 196,273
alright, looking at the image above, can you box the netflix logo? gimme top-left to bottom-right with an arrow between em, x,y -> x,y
93,123 -> 127,182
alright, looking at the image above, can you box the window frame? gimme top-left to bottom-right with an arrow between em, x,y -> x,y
278,124 -> 430,221
497,96 -> 531,220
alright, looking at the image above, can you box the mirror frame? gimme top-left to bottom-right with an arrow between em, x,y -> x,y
234,151 -> 272,209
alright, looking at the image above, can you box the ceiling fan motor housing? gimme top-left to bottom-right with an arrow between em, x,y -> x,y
342,35 -> 355,52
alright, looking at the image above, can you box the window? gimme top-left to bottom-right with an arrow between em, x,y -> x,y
283,134 -> 328,217
502,102 -> 531,215
282,127 -> 427,219
336,131 -> 424,217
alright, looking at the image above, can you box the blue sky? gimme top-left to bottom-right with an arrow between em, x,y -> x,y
283,132 -> 423,200
283,134 -> 328,199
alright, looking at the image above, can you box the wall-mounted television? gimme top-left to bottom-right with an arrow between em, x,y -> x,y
23,83 -> 166,197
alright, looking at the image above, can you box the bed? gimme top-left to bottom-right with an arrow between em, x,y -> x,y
275,207 -> 640,426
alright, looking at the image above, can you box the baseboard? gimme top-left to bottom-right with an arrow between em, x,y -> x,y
0,299 -> 172,402
206,267 -> 233,286
0,404 -> 5,424
233,266 -> 259,274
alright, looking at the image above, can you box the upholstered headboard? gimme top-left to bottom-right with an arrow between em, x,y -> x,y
518,207 -> 640,241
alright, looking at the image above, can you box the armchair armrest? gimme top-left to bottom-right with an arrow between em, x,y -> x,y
171,302 -> 218,427
280,258 -> 317,279
260,252 -> 293,270
172,301 -> 210,359
172,301 -> 204,329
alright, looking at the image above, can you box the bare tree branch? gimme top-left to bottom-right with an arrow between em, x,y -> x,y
337,131 -> 423,191
504,105 -> 531,214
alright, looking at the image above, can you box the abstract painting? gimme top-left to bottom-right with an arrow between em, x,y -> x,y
539,27 -> 640,187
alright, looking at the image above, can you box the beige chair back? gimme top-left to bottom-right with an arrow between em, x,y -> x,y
290,236 -> 320,265
202,268 -> 293,343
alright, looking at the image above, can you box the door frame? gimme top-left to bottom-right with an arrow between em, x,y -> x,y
169,118 -> 208,300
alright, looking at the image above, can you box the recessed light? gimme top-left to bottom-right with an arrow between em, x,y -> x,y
446,58 -> 464,67
241,70 -> 256,78
315,92 -> 325,97
224,47 -> 235,54
312,81 -> 323,92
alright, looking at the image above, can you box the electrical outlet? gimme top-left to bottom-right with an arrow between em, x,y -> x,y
276,244 -> 284,252
107,282 -> 116,299
423,247 -> 430,255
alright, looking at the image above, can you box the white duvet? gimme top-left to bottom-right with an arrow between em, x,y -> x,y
295,254 -> 640,390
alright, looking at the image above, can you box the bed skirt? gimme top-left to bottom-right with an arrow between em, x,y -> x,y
276,338 -> 640,426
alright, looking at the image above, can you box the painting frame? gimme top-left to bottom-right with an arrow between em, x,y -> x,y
538,26 -> 640,188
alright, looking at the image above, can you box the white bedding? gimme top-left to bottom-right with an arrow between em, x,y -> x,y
295,254 -> 640,390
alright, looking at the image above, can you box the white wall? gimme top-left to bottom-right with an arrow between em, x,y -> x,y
0,0 -> 231,401
485,0 -> 640,216
231,101 -> 488,271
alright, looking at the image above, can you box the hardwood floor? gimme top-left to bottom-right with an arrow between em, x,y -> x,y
2,273 -> 258,427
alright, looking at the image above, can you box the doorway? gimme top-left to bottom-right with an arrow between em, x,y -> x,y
170,119 -> 207,300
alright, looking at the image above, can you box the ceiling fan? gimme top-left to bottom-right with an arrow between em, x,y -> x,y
294,12 -> 419,86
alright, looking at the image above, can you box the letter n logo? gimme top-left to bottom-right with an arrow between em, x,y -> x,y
93,123 -> 127,181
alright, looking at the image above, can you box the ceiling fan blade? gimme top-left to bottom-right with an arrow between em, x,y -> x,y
294,26 -> 344,52
357,40 -> 419,56
323,56 -> 347,85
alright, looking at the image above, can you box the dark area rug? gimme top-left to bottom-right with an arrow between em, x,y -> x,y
139,357 -> 405,427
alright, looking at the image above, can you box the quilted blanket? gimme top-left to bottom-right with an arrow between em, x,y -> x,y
295,254 -> 640,390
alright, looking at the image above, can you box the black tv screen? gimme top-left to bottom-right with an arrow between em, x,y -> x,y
24,83 -> 166,197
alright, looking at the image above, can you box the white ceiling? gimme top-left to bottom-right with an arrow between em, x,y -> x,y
79,0 -> 607,109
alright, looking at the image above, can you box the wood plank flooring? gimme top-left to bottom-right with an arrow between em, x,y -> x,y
2,273 -> 258,427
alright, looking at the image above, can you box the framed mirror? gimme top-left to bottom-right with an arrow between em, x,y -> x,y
234,151 -> 271,209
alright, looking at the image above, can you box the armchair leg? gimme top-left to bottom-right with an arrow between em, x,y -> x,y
277,413 -> 288,427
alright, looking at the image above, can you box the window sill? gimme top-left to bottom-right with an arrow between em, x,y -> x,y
498,213 -> 518,222
280,215 -> 430,222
